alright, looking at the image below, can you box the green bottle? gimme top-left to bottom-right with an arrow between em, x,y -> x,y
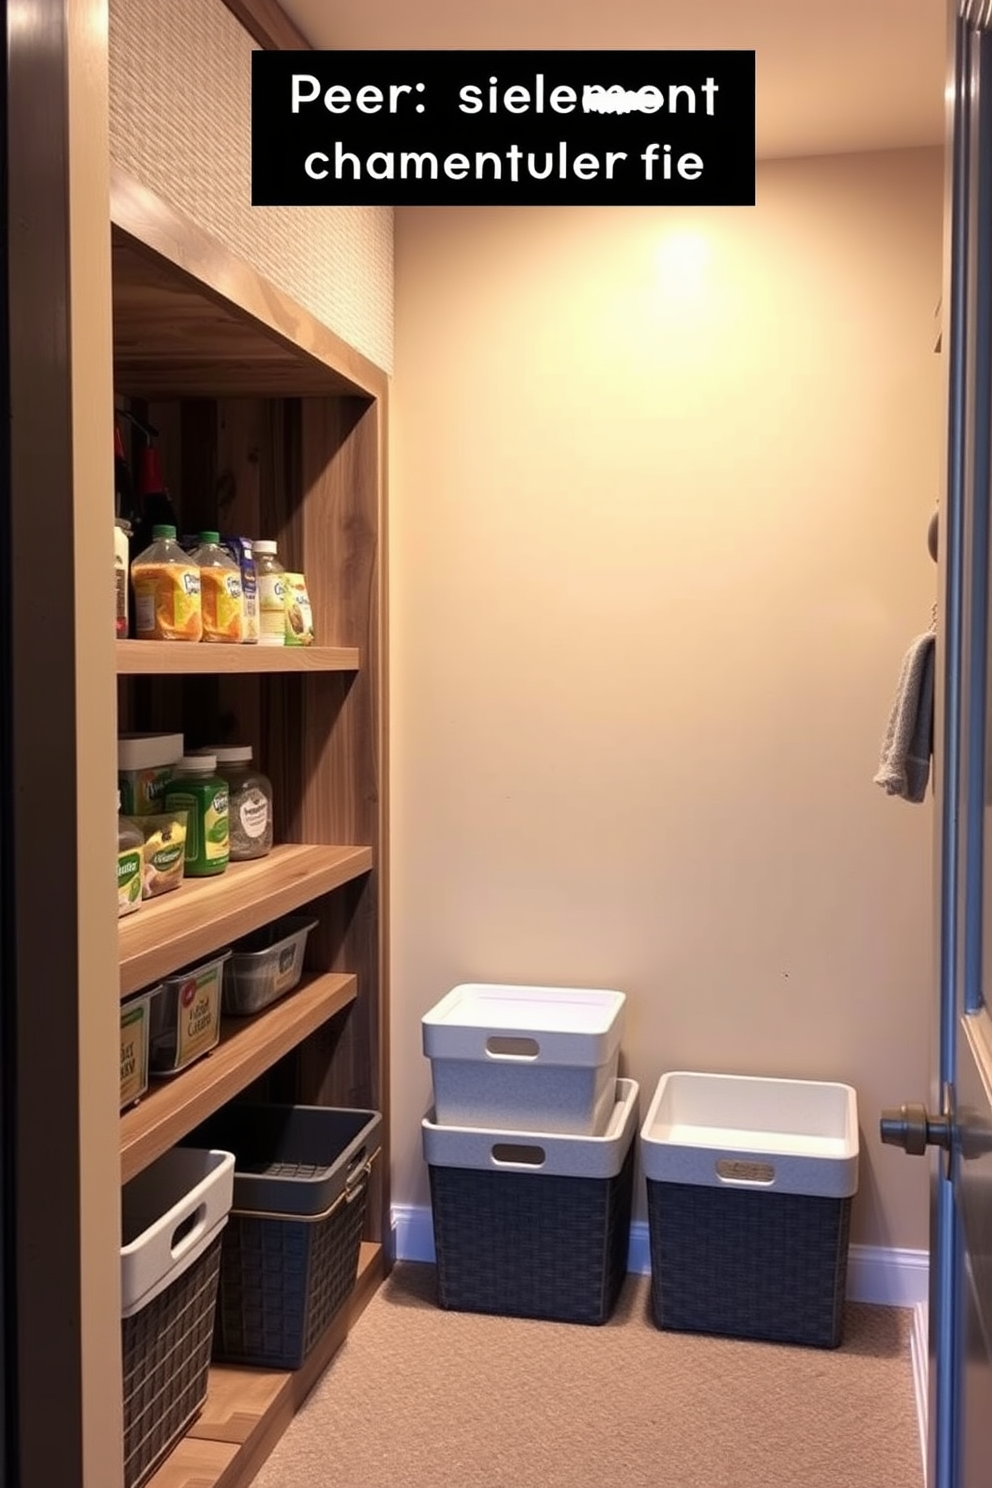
163,755 -> 229,876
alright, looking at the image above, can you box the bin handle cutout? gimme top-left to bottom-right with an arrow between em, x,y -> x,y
490,1143 -> 546,1168
485,1036 -> 540,1060
170,1202 -> 207,1260
346,1147 -> 367,1186
715,1159 -> 776,1187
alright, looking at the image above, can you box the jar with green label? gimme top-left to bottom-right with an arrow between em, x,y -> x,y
163,755 -> 229,877
117,791 -> 144,917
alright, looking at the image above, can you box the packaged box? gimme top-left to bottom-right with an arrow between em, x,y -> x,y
220,536 -> 259,644
120,991 -> 152,1110
130,811 -> 188,899
283,572 -> 314,646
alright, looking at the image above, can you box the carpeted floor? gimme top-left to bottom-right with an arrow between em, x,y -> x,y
252,1264 -> 923,1488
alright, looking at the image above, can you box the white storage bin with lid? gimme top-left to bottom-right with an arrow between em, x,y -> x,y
422,982 -> 625,1136
120,1147 -> 235,1488
640,1072 -> 859,1349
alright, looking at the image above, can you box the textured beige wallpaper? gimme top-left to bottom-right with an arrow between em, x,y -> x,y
108,0 -> 393,371
391,148 -> 943,1252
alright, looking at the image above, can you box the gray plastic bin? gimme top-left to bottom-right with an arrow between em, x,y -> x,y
186,1104 -> 381,1367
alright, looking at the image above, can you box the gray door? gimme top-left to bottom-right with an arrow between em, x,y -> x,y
954,9 -> 992,1483
883,5 -> 992,1486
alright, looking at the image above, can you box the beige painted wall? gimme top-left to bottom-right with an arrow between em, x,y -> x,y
390,146 -> 943,1249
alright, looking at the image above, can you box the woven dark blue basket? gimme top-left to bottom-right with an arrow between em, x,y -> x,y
646,1179 -> 852,1349
429,1140 -> 634,1325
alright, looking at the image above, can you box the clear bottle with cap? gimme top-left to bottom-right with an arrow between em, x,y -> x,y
192,531 -> 244,643
254,539 -> 286,647
163,755 -> 229,876
205,746 -> 274,860
131,524 -> 203,642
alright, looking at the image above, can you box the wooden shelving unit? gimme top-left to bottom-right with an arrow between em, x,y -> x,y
119,844 -> 373,995
109,162 -> 389,1488
117,640 -> 361,674
121,973 -> 358,1182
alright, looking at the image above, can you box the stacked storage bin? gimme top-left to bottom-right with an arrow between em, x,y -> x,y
421,983 -> 636,1325
186,1104 -> 382,1369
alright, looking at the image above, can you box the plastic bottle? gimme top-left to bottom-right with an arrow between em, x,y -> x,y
117,792 -> 144,918
131,524 -> 203,642
209,746 -> 273,860
163,755 -> 229,876
254,540 -> 286,647
192,531 -> 245,643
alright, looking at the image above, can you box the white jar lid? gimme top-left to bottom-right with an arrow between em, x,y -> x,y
177,754 -> 216,772
212,746 -> 253,763
118,733 -> 184,772
253,539 -> 278,554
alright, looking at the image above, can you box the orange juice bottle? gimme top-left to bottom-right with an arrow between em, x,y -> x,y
131,525 -> 203,642
191,531 -> 244,643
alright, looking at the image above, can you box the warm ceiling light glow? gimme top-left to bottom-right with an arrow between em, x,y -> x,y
655,231 -> 711,296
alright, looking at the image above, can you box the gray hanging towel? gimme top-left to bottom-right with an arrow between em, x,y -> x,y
874,632 -> 936,803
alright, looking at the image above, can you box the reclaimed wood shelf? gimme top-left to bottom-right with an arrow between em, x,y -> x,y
144,1242 -> 384,1488
116,640 -> 360,674
119,845 -> 374,997
111,170 -> 387,401
120,972 -> 358,1183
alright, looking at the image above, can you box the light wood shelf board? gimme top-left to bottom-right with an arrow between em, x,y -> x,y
142,1438 -> 238,1488
119,844 -> 373,996
145,1245 -> 383,1488
116,641 -> 360,675
120,973 -> 358,1182
188,1243 -> 382,1447
110,169 -> 388,402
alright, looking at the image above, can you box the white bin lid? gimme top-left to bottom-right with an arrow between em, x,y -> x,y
640,1072 -> 859,1198
422,983 -> 625,1065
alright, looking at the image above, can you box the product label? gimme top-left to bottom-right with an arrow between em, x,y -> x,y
115,563 -> 128,639
204,788 -> 229,863
200,568 -> 244,642
120,1003 -> 147,1107
139,813 -> 188,897
119,766 -> 173,816
239,792 -> 269,839
132,565 -> 202,641
135,591 -> 156,635
283,573 -> 315,647
176,970 -> 221,1068
117,850 -> 142,917
258,573 -> 286,643
166,790 -> 201,864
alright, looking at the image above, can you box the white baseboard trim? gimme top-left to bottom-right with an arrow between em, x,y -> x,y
845,1244 -> 930,1307
910,1300 -> 929,1486
391,1206 -> 930,1309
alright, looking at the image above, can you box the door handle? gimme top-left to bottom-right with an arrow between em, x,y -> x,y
879,1102 -> 953,1156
